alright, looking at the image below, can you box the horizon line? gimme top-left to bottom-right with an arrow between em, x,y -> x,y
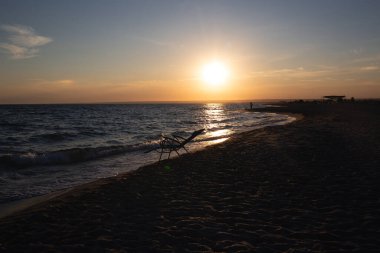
1,97 -> 379,105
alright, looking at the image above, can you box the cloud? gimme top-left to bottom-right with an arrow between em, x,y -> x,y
251,64 -> 380,83
29,78 -> 76,86
352,54 -> 380,64
0,24 -> 52,59
360,66 -> 379,71
0,43 -> 38,59
56,79 -> 75,85
251,67 -> 336,81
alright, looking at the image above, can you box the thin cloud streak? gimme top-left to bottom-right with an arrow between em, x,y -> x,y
29,78 -> 76,86
351,54 -> 380,64
0,24 -> 52,59
251,65 -> 380,82
360,66 -> 379,71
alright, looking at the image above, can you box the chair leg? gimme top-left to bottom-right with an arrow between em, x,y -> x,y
159,151 -> 163,162
159,147 -> 164,162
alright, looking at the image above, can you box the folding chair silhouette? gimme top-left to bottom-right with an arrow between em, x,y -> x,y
146,129 -> 205,161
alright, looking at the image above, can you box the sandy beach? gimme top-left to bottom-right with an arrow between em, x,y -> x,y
1,102 -> 379,252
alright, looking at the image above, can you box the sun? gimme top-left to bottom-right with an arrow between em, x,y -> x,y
201,61 -> 230,86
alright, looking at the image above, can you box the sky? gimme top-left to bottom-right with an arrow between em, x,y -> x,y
0,0 -> 380,103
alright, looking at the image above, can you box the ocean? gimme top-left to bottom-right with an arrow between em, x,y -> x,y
0,103 -> 294,204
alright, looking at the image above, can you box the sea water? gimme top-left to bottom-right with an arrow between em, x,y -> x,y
0,103 -> 294,203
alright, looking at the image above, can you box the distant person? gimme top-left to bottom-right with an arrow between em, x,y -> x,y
250,102 -> 253,110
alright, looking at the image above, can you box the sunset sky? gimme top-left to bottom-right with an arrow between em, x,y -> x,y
1,0 -> 380,103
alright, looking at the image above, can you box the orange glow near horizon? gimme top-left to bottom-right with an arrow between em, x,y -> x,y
1,58 -> 380,104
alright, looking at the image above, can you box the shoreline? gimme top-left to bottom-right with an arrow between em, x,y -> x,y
0,189 -> 69,219
1,102 -> 379,252
0,109 -> 298,219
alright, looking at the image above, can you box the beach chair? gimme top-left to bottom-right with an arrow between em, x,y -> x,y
147,129 -> 205,161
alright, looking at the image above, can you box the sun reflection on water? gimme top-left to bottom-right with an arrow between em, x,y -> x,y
201,103 -> 233,145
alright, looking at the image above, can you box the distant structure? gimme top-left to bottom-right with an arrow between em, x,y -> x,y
323,95 -> 345,102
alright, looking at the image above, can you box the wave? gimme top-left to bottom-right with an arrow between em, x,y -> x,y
0,133 -> 232,168
0,143 -> 160,168
195,135 -> 233,142
29,132 -> 78,142
0,114 -> 294,169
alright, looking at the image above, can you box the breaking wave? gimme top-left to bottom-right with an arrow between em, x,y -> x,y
0,143 -> 159,168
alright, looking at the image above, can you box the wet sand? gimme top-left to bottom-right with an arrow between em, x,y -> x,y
1,102 -> 379,252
